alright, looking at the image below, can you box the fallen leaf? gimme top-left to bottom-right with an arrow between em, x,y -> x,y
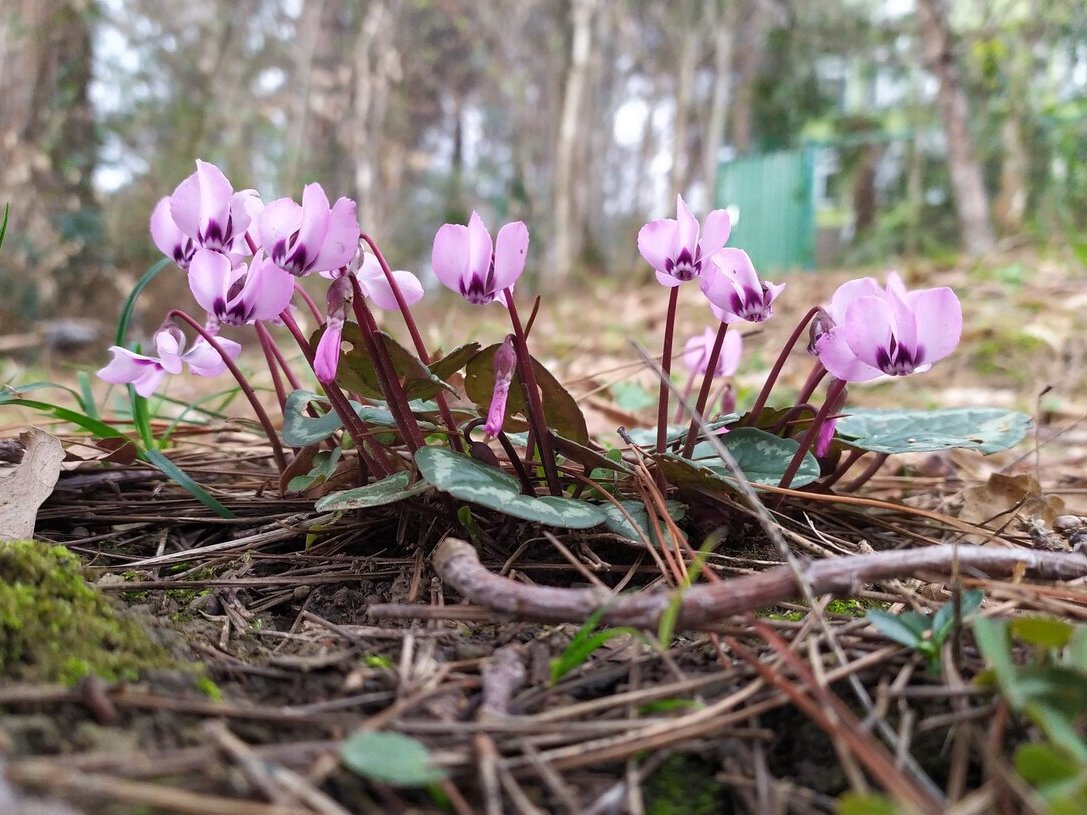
958,473 -> 1064,544
0,428 -> 64,541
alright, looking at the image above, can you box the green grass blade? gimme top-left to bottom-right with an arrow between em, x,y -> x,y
0,397 -> 128,439
0,203 -> 9,252
143,448 -> 236,519
128,386 -> 156,450
115,258 -> 171,347
77,371 -> 98,420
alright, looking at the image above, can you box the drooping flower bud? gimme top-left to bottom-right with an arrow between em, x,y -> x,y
807,307 -> 835,357
314,275 -> 354,384
483,335 -> 518,440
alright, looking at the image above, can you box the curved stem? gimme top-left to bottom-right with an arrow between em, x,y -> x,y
796,360 -> 828,409
777,378 -> 848,491
504,289 -> 561,496
278,308 -> 391,477
253,322 -> 288,411
681,321 -> 729,458
745,305 -> 821,427
292,282 -> 324,325
841,452 -> 890,492
656,287 -> 680,456
819,448 -> 865,489
360,233 -> 463,451
167,311 -> 287,472
348,279 -> 425,452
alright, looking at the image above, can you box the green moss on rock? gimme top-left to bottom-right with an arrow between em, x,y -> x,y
0,540 -> 168,684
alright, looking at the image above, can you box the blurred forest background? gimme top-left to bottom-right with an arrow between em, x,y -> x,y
2,0 -> 1087,340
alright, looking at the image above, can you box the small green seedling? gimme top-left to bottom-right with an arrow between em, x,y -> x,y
550,606 -> 644,685
866,589 -> 984,670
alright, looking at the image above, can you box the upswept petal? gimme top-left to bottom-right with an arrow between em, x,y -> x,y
719,327 -> 743,376
492,221 -> 529,291
698,209 -> 731,257
278,183 -> 332,272
841,295 -> 897,370
97,347 -> 158,385
237,256 -> 295,323
150,198 -> 193,267
827,277 -> 882,321
358,256 -> 424,311
714,248 -> 759,292
257,198 -> 303,263
154,328 -> 185,375
309,197 -> 360,274
675,195 -> 700,255
188,249 -> 233,316
908,287 -> 962,364
170,160 -> 234,249
185,338 -> 239,377
886,287 -> 918,352
466,212 -> 494,282
683,328 -> 717,374
816,331 -> 883,382
637,219 -> 678,273
431,223 -> 471,291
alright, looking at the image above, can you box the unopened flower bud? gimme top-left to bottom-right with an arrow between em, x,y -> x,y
483,335 -> 518,439
807,307 -> 835,357
314,275 -> 354,384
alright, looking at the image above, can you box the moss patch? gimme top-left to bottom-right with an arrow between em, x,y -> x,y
0,540 -> 169,684
644,754 -> 728,815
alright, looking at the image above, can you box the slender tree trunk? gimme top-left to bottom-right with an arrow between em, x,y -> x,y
729,0 -> 764,156
669,25 -> 699,202
552,0 -> 598,286
701,0 -> 737,210
917,0 -> 995,256
0,0 -> 102,327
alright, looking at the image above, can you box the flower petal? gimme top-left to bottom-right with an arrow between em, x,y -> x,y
828,277 -> 882,322
308,196 -> 360,274
150,198 -> 193,267
170,160 -> 235,249
97,347 -> 159,384
817,330 -> 883,382
698,208 -> 731,257
313,317 -> 344,384
841,295 -> 897,370
908,287 -> 962,365
638,218 -> 678,274
719,327 -> 743,376
187,249 -> 233,316
466,212 -> 494,283
492,221 -> 529,292
235,256 -> 296,323
258,197 -> 303,265
185,337 -> 239,377
675,195 -> 699,255
431,223 -> 470,292
154,328 -> 185,375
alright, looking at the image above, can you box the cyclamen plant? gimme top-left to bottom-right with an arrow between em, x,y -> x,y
91,158 -> 1022,530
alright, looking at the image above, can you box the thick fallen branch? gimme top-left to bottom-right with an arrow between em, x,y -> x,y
402,538 -> 1087,632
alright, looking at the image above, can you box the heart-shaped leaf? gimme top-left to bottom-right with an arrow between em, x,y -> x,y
599,499 -> 687,545
465,345 -> 589,444
686,427 -> 820,486
340,731 -> 446,786
316,470 -> 430,511
415,446 -> 605,528
835,408 -> 1031,455
312,324 -> 454,401
428,342 -> 481,382
624,416 -> 739,449
283,389 -> 436,446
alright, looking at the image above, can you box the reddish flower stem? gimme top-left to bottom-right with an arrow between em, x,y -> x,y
348,278 -> 426,452
841,452 -> 889,492
257,323 -> 304,393
504,288 -> 561,497
361,233 -> 463,451
745,305 -> 821,427
681,321 -> 729,458
819,448 -> 865,489
253,322 -> 288,410
656,287 -> 680,457
292,282 -> 324,325
167,310 -> 287,472
777,378 -> 848,491
278,308 -> 391,477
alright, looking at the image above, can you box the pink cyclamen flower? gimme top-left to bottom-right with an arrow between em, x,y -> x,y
97,326 -> 240,398
813,273 -> 962,383
165,160 -> 255,254
314,275 -> 353,385
700,248 -> 785,323
683,327 -> 743,377
325,249 -> 425,311
431,212 -> 528,306
483,335 -> 518,439
188,248 -> 295,327
258,183 -> 360,277
637,194 -> 732,287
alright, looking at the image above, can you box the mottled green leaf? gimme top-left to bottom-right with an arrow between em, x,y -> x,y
836,408 -> 1031,455
316,470 -> 430,511
340,731 -> 446,786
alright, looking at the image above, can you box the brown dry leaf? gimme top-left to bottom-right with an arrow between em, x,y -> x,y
0,427 -> 64,541
958,473 -> 1064,544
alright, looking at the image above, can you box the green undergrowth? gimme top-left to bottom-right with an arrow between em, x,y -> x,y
644,753 -> 728,814
0,539 -> 171,684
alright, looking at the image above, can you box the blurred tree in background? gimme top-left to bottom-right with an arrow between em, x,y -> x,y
1,0 -> 1086,337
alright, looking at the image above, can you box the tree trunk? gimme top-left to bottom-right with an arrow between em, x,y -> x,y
916,0 -> 995,256
729,0 -> 764,156
0,0 -> 102,328
552,0 -> 597,287
669,24 -> 699,202
701,0 -> 738,210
